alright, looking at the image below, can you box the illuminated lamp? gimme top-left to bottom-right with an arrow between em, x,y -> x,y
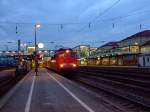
73,64 -> 77,67
135,42 -> 138,45
36,24 -> 41,28
60,64 -> 64,68
66,50 -> 70,53
38,43 -> 44,48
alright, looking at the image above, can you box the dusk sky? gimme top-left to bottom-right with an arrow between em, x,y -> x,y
0,0 -> 150,50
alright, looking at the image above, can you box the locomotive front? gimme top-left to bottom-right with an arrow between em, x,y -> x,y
56,49 -> 78,71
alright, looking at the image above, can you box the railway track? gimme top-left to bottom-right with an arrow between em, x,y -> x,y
73,67 -> 150,109
79,66 -> 150,75
0,76 -> 20,97
0,66 -> 16,72
0,69 -> 28,97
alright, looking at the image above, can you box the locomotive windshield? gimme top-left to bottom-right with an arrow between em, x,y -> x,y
70,53 -> 77,58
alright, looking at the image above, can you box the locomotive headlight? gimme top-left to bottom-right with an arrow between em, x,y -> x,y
60,64 -> 64,68
73,64 -> 76,67
66,50 -> 70,53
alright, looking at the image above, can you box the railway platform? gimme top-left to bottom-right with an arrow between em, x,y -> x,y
0,68 -> 124,112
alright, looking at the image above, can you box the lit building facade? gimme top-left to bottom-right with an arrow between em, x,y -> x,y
92,41 -> 118,57
73,45 -> 90,58
140,40 -> 150,53
94,30 -> 150,56
87,30 -> 150,66
73,45 -> 90,65
118,30 -> 150,53
89,47 -> 98,56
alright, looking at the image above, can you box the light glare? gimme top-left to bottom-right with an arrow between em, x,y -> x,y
38,43 -> 44,48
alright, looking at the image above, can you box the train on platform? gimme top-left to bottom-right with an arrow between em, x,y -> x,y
86,52 -> 150,67
46,48 -> 78,73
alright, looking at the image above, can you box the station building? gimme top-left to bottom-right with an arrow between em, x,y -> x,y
73,45 -> 90,58
117,30 -> 150,53
89,47 -> 97,56
87,30 -> 150,67
73,45 -> 98,65
139,40 -> 150,67
93,30 -> 150,56
140,40 -> 150,53
97,41 -> 118,54
73,45 -> 90,65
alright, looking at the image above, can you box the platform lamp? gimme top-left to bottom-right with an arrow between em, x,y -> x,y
34,24 -> 41,53
34,24 -> 41,73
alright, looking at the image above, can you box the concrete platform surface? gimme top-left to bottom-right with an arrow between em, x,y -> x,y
0,68 -> 122,112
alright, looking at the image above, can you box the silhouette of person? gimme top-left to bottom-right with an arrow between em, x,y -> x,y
35,60 -> 38,76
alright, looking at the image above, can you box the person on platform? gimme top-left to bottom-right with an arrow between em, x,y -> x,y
35,61 -> 38,76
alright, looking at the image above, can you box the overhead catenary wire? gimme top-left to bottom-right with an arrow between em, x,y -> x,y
0,40 -> 106,44
75,0 -> 150,32
75,0 -> 121,33
2,14 -> 149,46
1,1 -> 150,50
91,0 -> 121,22
0,5 -> 150,31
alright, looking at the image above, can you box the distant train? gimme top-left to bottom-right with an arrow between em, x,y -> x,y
47,48 -> 78,72
0,56 -> 18,67
86,52 -> 150,67
87,53 -> 138,66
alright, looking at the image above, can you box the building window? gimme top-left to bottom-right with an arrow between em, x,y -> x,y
147,57 -> 150,62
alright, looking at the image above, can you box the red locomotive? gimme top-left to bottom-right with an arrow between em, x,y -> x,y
48,48 -> 78,72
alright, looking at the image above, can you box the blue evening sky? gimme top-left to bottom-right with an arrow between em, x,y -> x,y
0,0 -> 150,50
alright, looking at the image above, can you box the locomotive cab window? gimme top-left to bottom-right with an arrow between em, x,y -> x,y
70,53 -> 77,58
